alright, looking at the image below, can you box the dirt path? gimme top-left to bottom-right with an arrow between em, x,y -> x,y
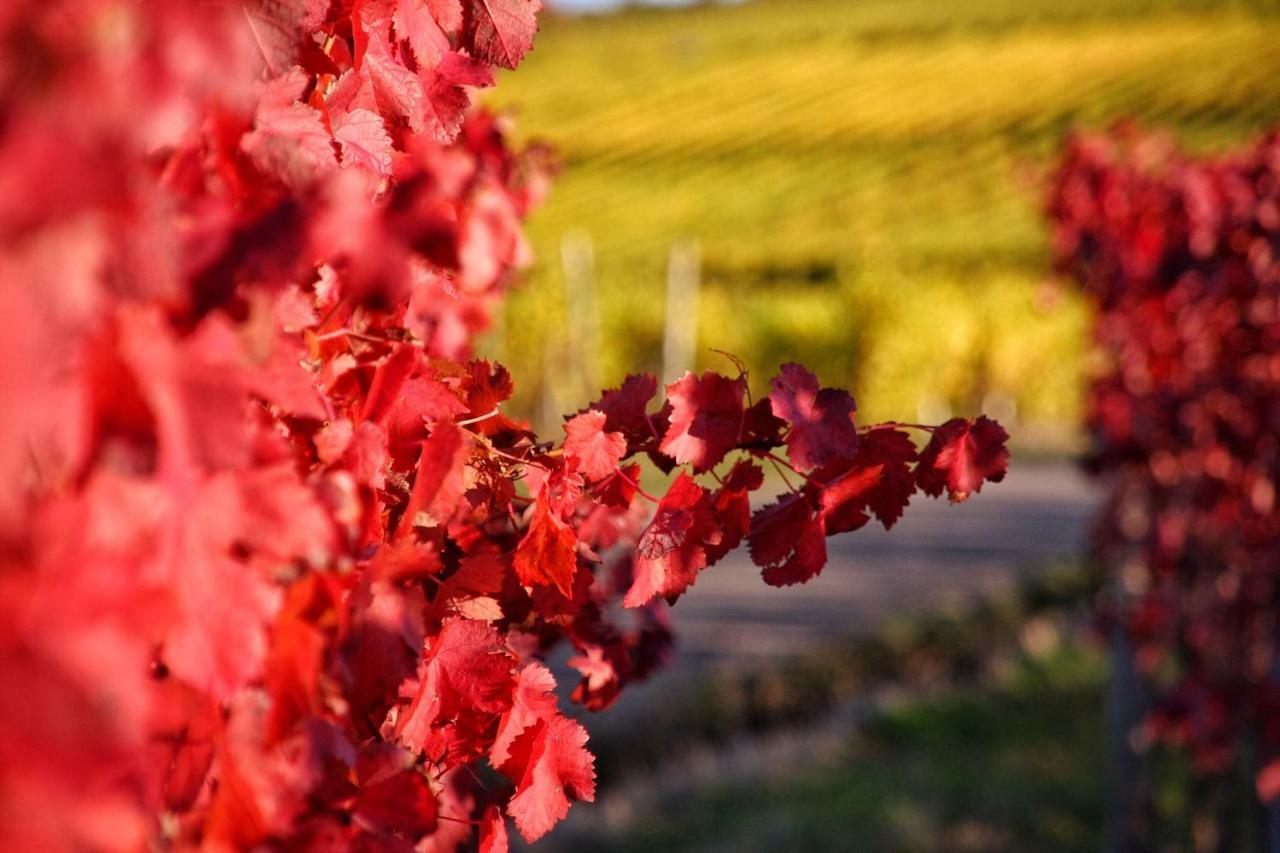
579,459 -> 1101,731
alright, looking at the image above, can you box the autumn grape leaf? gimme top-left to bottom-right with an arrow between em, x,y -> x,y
242,0 -> 308,75
166,479 -> 284,700
505,715 -> 595,843
236,464 -> 338,565
462,0 -> 542,70
769,363 -> 858,472
422,52 -> 495,144
816,467 -> 876,536
748,493 -> 829,586
459,360 -> 523,438
430,0 -> 465,32
353,746 -> 439,840
242,69 -> 337,190
747,493 -> 810,568
491,663 -> 558,768
760,511 -> 827,587
479,805 -> 509,853
513,491 -> 578,597
567,643 -> 624,711
704,459 -> 763,564
818,427 -> 918,533
394,0 -> 452,68
401,420 -> 471,531
397,619 -> 516,752
264,574 -> 335,744
581,373 -> 658,446
427,548 -> 507,623
331,108 -> 394,176
916,416 -> 1010,503
594,462 -> 642,508
855,428 -> 919,528
659,371 -> 745,472
362,345 -> 420,423
382,374 -> 469,448
360,18 -> 428,133
740,397 -> 786,448
563,410 -> 626,481
623,473 -> 716,607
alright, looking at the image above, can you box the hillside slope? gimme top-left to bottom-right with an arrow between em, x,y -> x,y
485,0 -> 1280,436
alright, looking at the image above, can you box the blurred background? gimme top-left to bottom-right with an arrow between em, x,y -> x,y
483,0 -> 1277,446
478,0 -> 1280,849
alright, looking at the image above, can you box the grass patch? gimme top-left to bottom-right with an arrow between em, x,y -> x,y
586,642 -> 1107,852
585,562 -> 1100,786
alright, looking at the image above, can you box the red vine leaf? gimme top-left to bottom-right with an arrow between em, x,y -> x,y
747,493 -> 810,569
562,410 -> 626,481
505,715 -> 595,843
760,511 -> 827,587
659,371 -> 745,472
704,459 -> 763,565
353,746 -> 439,840
397,619 -> 516,753
582,373 -> 659,446
819,427 -> 918,532
243,69 -> 337,190
462,0 -> 542,70
491,663 -> 558,768
624,473 -> 714,608
749,494 -> 829,586
513,491 -> 579,597
769,363 -> 858,472
394,0 -> 452,68
479,805 -> 509,853
331,108 -> 394,176
401,420 -> 471,532
916,416 -> 1010,503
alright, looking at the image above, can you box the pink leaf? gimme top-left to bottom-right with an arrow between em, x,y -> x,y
563,410 -> 626,481
463,0 -> 541,70
332,108 -> 394,176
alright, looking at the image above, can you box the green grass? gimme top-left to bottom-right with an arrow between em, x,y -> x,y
584,642 -> 1109,852
483,0 -> 1280,435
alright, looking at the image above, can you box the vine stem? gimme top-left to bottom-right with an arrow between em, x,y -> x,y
760,449 -> 837,491
312,327 -> 403,346
762,450 -> 804,476
436,814 -> 484,827
456,424 -> 550,472
456,407 -> 500,427
458,761 -> 489,792
612,466 -> 660,504
643,413 -> 663,443
481,442 -> 538,468
763,453 -> 800,492
861,421 -> 937,433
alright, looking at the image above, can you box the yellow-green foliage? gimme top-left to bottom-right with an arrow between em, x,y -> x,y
483,0 -> 1280,443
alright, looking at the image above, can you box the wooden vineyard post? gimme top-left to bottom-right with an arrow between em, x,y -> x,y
561,230 -> 601,399
663,238 -> 700,383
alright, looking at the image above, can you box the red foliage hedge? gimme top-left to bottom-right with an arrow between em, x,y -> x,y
0,2 -> 1007,849
1049,127 -> 1280,795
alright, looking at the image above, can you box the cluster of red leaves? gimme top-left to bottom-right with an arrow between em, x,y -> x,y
0,1 -> 1007,850
1049,128 -> 1280,792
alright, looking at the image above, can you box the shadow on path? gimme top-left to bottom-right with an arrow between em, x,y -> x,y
581,460 -> 1100,735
